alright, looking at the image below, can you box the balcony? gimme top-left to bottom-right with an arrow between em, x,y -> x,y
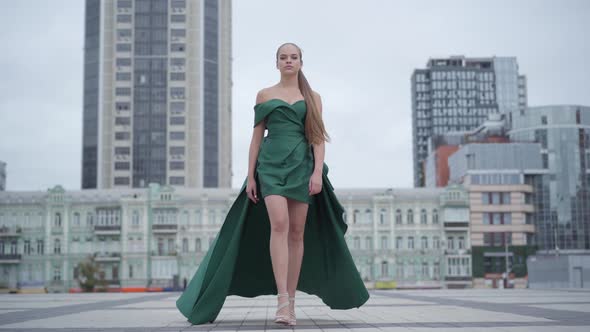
0,254 -> 21,263
444,221 -> 469,229
444,249 -> 471,255
152,224 -> 178,234
94,225 -> 121,235
94,252 -> 121,262
0,226 -> 22,237
151,250 -> 177,257
51,226 -> 63,235
445,275 -> 472,281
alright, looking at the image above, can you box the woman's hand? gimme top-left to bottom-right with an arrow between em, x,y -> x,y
246,178 -> 259,204
309,171 -> 322,196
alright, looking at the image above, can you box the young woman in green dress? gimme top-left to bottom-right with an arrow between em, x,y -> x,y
175,43 -> 369,327
246,42 -> 330,326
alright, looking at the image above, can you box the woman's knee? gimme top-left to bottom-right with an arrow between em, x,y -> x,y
270,216 -> 289,233
288,224 -> 305,242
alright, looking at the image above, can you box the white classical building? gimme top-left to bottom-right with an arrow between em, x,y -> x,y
0,184 -> 471,292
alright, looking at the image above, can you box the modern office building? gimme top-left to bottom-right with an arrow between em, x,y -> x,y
0,184 -> 472,292
0,161 -> 5,191
81,0 -> 232,190
412,56 -> 527,187
509,105 -> 590,252
448,142 -> 540,288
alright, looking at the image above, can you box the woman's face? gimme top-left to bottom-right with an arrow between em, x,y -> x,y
276,44 -> 302,75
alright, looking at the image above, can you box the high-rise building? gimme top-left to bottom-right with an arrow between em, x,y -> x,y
412,56 -> 527,187
509,105 -> 590,252
81,0 -> 232,189
0,161 -> 6,191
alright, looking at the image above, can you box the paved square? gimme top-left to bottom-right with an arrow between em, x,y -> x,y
0,289 -> 589,331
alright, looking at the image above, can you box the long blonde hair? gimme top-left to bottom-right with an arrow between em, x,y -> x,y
276,43 -> 330,145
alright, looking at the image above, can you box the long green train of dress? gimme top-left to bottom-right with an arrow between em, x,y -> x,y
175,99 -> 370,325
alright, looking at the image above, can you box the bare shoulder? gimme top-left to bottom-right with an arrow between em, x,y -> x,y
255,86 -> 280,105
255,88 -> 269,105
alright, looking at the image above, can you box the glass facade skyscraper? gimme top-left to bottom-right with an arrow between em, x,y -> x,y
412,56 -> 527,187
509,106 -> 590,252
81,0 -> 232,189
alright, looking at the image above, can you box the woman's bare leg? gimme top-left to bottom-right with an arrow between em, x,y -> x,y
286,198 -> 309,297
264,195 -> 290,316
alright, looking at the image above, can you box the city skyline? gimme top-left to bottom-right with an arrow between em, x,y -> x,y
1,0 -> 590,191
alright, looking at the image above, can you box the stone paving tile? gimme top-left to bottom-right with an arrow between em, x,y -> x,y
0,289 -> 589,331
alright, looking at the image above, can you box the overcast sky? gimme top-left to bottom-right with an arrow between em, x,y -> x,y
0,0 -> 589,191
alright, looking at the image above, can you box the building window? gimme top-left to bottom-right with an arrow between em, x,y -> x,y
115,132 -> 130,140
116,43 -> 132,52
182,238 -> 188,253
365,236 -> 373,250
433,236 -> 440,249
170,176 -> 185,185
432,209 -> 439,224
132,211 -> 140,225
380,236 -> 388,250
353,210 -> 360,224
24,240 -> 31,255
396,236 -> 403,249
171,28 -> 186,38
115,162 -> 130,170
115,147 -> 130,155
115,87 -> 131,96
114,177 -> 130,185
379,209 -> 386,225
116,72 -> 131,81
115,117 -> 131,125
117,14 -> 132,23
171,43 -> 185,52
195,238 -> 201,252
170,131 -> 185,140
116,102 -> 130,111
116,58 -> 131,67
447,237 -> 454,250
170,161 -> 185,170
353,237 -> 360,249
395,209 -> 402,224
407,209 -> 414,224
433,262 -> 440,280
171,72 -> 185,81
381,261 -> 389,278
73,213 -> 80,226
422,262 -> 429,278
171,14 -> 186,23
53,267 -> 61,281
54,239 -> 61,254
171,87 -> 185,99
420,209 -> 427,224
86,212 -> 95,227
408,236 -> 414,250
54,213 -> 62,227
458,236 -> 465,249
421,236 -> 428,249
37,240 -> 44,255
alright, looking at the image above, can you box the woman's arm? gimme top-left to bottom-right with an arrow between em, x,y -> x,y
309,92 -> 324,195
248,90 -> 267,180
312,91 -> 325,174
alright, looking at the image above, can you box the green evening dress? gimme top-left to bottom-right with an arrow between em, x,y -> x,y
175,98 -> 370,325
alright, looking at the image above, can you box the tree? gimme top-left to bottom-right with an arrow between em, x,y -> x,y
76,254 -> 107,292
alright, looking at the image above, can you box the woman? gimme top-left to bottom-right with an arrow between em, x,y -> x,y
176,42 -> 369,326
